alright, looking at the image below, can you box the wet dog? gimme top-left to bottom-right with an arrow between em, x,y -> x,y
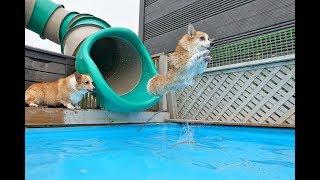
147,24 -> 214,96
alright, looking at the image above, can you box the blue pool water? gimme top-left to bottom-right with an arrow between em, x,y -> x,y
26,123 -> 294,180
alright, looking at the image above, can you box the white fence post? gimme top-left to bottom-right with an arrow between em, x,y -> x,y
158,53 -> 168,111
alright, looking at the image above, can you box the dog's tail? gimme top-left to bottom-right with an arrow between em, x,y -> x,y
25,86 -> 38,105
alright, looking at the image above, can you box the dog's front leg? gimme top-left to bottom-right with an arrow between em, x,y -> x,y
65,103 -> 75,109
182,50 -> 211,85
61,101 -> 76,109
74,105 -> 81,109
186,77 -> 195,85
186,50 -> 211,69
195,56 -> 211,75
184,50 -> 211,79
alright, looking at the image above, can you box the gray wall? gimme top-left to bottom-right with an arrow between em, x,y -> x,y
25,46 -> 75,90
139,0 -> 295,55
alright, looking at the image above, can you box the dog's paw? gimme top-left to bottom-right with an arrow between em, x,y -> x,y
66,104 -> 75,109
192,50 -> 210,60
187,50 -> 211,68
29,103 -> 38,108
202,55 -> 212,63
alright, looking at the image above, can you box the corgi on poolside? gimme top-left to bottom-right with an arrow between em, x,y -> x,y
147,24 -> 214,96
25,72 -> 95,109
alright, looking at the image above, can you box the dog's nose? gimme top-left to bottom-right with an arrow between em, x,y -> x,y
88,87 -> 95,92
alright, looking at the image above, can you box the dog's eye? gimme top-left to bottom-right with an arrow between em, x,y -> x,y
200,36 -> 205,40
85,81 -> 89,84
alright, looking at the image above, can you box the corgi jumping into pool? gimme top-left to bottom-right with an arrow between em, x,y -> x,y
25,72 -> 95,109
147,24 -> 214,96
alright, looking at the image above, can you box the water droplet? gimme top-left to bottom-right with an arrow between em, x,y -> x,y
80,169 -> 88,174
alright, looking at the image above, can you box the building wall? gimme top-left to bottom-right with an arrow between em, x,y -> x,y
139,0 -> 295,56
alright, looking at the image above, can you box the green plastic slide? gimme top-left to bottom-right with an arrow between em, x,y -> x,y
76,28 -> 160,112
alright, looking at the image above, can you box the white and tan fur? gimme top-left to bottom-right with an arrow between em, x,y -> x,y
25,72 -> 95,109
147,24 -> 214,96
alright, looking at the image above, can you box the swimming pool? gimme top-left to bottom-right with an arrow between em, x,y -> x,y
26,123 -> 294,180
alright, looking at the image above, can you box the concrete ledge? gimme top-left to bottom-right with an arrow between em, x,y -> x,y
25,107 -> 169,127
165,119 -> 295,128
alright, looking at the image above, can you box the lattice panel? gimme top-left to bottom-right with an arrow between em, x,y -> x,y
175,61 -> 295,126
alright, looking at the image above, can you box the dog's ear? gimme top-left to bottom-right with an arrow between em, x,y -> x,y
74,72 -> 82,83
187,24 -> 196,37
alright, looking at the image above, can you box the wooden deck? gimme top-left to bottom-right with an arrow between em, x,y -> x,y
25,107 -> 170,127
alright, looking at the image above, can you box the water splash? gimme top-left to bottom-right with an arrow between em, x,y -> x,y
176,123 -> 196,144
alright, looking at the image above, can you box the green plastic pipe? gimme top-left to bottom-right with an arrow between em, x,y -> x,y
27,0 -> 61,36
76,28 -> 160,112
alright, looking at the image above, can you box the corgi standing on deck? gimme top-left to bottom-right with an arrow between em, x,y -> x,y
147,24 -> 214,96
25,72 -> 95,109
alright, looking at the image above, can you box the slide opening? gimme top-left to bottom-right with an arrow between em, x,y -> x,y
89,37 -> 142,96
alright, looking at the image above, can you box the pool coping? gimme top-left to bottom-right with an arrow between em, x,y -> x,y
25,108 -> 294,128
165,119 -> 294,128
25,107 -> 169,127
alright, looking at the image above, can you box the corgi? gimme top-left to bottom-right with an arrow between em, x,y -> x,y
25,72 -> 95,109
147,24 -> 214,96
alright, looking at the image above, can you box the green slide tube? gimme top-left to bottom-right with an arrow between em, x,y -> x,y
69,16 -> 111,29
59,11 -> 79,42
27,0 -> 61,36
76,28 -> 160,112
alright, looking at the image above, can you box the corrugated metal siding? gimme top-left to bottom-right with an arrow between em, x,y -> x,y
145,0 -> 159,7
144,0 -> 256,40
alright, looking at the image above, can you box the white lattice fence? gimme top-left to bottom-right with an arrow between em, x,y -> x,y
174,55 -> 295,127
